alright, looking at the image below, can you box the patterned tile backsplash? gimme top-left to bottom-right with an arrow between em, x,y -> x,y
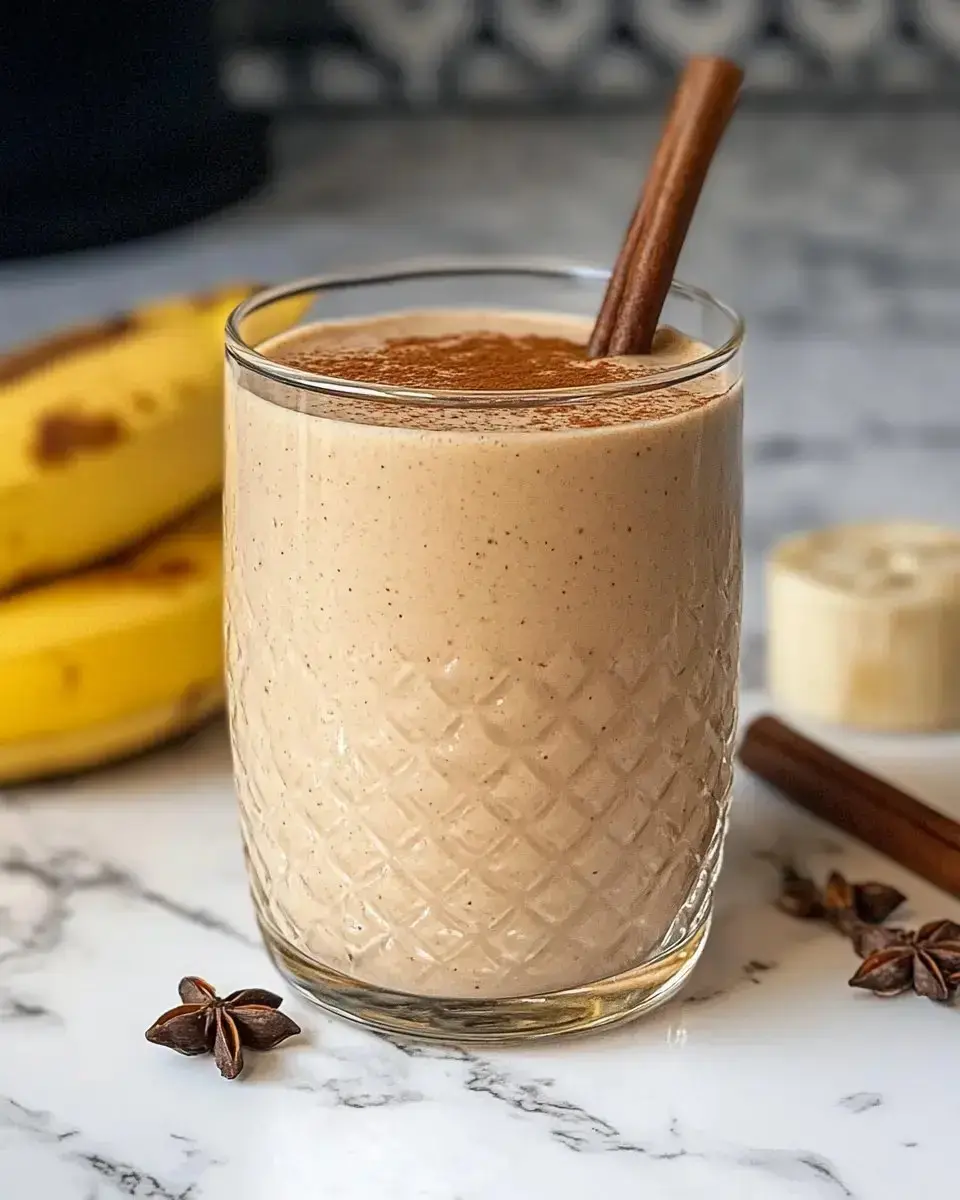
219,0 -> 960,109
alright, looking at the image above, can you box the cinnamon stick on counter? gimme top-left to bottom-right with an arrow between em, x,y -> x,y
589,56 -> 743,358
739,715 -> 960,900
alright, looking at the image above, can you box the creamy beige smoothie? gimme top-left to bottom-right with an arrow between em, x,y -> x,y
225,308 -> 741,1000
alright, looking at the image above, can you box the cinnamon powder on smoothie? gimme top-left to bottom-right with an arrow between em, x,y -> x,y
273,326 -> 694,393
277,332 -> 631,391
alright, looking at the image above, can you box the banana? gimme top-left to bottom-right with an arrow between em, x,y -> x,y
138,281 -> 311,347
767,522 -> 960,732
137,281 -> 255,331
0,282 -> 308,594
0,496 -> 224,785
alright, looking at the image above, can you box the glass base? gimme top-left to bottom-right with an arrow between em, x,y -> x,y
260,911 -> 711,1044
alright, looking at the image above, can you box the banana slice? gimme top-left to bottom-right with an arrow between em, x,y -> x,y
0,496 -> 223,784
767,522 -> 960,731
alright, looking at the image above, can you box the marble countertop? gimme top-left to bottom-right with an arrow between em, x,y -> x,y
2,694 -> 960,1199
1,114 -> 959,1197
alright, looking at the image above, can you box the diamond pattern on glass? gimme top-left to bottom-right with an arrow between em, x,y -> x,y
229,539 -> 740,999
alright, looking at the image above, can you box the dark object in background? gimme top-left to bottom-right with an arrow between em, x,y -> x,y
0,0 -> 268,260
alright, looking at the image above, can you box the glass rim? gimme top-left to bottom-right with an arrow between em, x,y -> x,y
225,258 -> 744,409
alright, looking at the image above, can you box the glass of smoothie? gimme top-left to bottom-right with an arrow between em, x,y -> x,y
225,261 -> 743,1041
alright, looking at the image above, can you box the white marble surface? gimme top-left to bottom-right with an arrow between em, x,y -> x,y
2,693 -> 959,1199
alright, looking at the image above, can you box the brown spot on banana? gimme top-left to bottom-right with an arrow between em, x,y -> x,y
33,410 -> 127,465
178,680 -> 224,723
61,663 -> 81,692
105,554 -> 197,587
174,380 -> 209,405
141,557 -> 196,583
131,391 -> 157,413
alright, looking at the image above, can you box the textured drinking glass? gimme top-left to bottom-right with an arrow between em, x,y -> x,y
225,261 -> 744,1042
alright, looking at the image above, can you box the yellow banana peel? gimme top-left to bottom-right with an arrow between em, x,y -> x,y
0,496 -> 224,784
0,280 -> 313,782
0,281 -> 308,594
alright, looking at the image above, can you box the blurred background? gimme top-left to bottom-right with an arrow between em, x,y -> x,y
218,0 -> 960,108
2,0 -> 959,685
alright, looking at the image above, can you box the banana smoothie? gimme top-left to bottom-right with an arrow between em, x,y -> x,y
225,304 -> 742,1002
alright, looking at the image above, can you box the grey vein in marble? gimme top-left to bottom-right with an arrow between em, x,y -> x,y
391,1043 -> 854,1195
0,847 -> 254,973
314,1077 -> 424,1109
0,1098 -> 212,1200
0,995 -> 54,1022
471,1064 -> 855,1196
840,1094 -> 884,1115
289,1043 -> 426,1109
462,1056 -> 646,1154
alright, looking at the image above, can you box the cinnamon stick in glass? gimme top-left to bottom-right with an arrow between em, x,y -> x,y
589,56 -> 743,359
739,715 -> 960,900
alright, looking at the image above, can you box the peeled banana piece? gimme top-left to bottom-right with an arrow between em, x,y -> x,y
0,496 -> 224,785
768,522 -> 960,732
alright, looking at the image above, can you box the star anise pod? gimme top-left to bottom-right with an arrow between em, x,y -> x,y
849,923 -> 912,959
145,976 -> 301,1079
849,920 -> 960,1002
777,865 -> 905,934
823,871 -> 906,927
847,879 -> 908,925
776,863 -> 826,920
